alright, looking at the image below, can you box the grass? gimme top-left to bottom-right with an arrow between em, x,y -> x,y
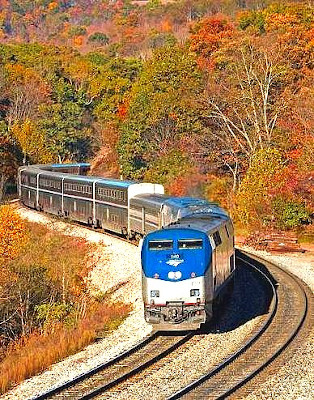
0,302 -> 130,394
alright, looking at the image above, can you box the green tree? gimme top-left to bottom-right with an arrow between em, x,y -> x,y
68,26 -> 87,38
40,78 -> 94,162
0,122 -> 21,202
91,57 -> 142,123
272,197 -> 311,230
118,44 -> 204,179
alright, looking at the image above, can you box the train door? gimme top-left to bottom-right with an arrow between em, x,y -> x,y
212,231 -> 223,288
212,246 -> 217,290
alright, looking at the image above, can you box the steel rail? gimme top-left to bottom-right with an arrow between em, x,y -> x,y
32,332 -> 194,400
214,251 -> 309,400
32,332 -> 158,400
78,332 -> 195,400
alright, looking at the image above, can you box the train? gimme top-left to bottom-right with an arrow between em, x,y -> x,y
141,208 -> 235,330
18,163 -> 235,330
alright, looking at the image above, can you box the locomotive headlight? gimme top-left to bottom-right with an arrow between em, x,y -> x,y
168,271 -> 175,280
190,289 -> 200,297
191,272 -> 196,278
150,290 -> 160,298
153,273 -> 159,279
168,271 -> 182,280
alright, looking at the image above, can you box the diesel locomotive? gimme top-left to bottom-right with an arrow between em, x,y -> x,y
18,163 -> 235,330
141,203 -> 235,330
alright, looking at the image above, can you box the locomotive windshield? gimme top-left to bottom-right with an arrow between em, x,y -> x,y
148,240 -> 173,250
178,239 -> 203,249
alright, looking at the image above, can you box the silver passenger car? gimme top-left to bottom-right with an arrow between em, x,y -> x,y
18,163 -> 164,237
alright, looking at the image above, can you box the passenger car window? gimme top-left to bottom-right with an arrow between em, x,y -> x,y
213,231 -> 222,246
148,240 -> 173,250
178,239 -> 203,249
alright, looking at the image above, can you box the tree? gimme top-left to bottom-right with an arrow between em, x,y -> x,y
118,44 -> 205,179
11,119 -> 52,164
39,78 -> 94,162
87,56 -> 142,176
0,205 -> 27,263
235,148 -> 286,227
204,45 -> 285,190
189,14 -> 235,69
0,122 -> 20,202
5,63 -> 50,126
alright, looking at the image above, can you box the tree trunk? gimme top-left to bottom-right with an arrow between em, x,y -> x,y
0,173 -> 6,203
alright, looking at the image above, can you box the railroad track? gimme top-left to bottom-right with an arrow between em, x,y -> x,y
33,332 -> 194,400
31,252 -> 312,400
167,251 -> 312,400
16,204 -> 311,400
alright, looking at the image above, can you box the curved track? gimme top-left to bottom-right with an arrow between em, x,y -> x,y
167,251 -> 312,400
21,205 -> 311,400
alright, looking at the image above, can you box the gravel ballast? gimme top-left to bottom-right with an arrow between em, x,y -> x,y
1,207 -> 313,400
239,246 -> 314,400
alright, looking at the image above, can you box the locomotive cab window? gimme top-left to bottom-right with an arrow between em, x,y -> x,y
148,240 -> 173,251
178,239 -> 203,249
213,231 -> 222,246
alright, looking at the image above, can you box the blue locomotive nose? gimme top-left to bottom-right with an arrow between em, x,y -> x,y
142,228 -> 211,281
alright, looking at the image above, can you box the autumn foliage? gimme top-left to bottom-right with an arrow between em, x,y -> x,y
0,302 -> 129,394
0,1 -> 313,391
0,219 -> 131,393
0,1 -> 312,229
189,14 -> 235,69
0,205 -> 27,262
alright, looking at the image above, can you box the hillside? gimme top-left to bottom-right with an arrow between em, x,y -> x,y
0,0 -> 313,234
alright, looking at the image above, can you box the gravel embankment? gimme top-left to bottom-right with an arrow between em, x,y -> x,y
2,207 -> 313,400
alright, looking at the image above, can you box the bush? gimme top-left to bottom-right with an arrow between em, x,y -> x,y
88,32 -> 110,45
272,197 -> 311,230
0,205 -> 27,262
0,221 -> 90,343
0,219 -> 131,394
36,303 -> 76,331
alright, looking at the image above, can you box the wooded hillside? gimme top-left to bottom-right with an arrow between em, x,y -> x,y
0,0 -> 313,232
